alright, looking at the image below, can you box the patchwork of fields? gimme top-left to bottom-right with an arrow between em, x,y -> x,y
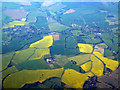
1,1 -> 119,89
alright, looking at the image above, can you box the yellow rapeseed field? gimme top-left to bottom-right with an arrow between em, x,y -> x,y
81,61 -> 92,72
29,48 -> 50,60
61,69 -> 94,88
77,43 -> 93,53
3,20 -> 28,29
90,55 -> 104,77
93,51 -> 119,71
3,68 -> 64,88
29,35 -> 53,48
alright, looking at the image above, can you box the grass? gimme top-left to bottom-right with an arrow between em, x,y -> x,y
88,34 -> 96,38
52,63 -> 62,69
104,49 -> 113,57
53,33 -> 65,45
2,53 -> 14,70
48,2 -> 66,12
30,16 -> 49,29
54,55 -> 69,67
3,68 -> 64,88
12,48 -> 35,64
2,66 -> 18,79
66,36 -> 77,49
18,59 -> 50,70
7,35 -> 53,64
100,33 -> 118,52
71,30 -> 82,36
47,17 -> 69,32
113,37 -> 118,44
100,33 -> 113,40
83,38 -> 102,44
26,10 -> 47,22
60,10 -> 85,26
64,48 -> 80,56
68,54 -> 91,65
64,61 -> 80,72
96,43 -> 108,49
43,78 -> 61,88
103,39 -> 118,52
2,13 -> 13,26
50,45 -> 65,55
2,39 -> 24,54
2,36 -> 43,54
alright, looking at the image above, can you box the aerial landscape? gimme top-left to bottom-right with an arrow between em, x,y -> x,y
1,1 -> 119,89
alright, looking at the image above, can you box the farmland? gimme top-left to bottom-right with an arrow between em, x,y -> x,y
1,1 -> 119,89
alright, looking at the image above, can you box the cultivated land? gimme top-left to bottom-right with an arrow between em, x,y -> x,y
1,2 -> 119,89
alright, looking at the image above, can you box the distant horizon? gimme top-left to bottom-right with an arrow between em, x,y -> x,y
0,0 -> 120,2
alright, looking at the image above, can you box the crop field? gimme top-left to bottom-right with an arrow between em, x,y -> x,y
3,68 -> 64,88
3,20 -> 28,29
1,1 -> 119,89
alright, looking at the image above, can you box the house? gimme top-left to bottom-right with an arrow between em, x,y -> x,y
45,57 -> 55,64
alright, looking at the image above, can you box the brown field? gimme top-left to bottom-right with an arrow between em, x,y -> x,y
54,55 -> 68,67
3,9 -> 28,19
64,9 -> 75,14
49,64 -> 54,68
94,46 -> 104,55
52,34 -> 59,41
